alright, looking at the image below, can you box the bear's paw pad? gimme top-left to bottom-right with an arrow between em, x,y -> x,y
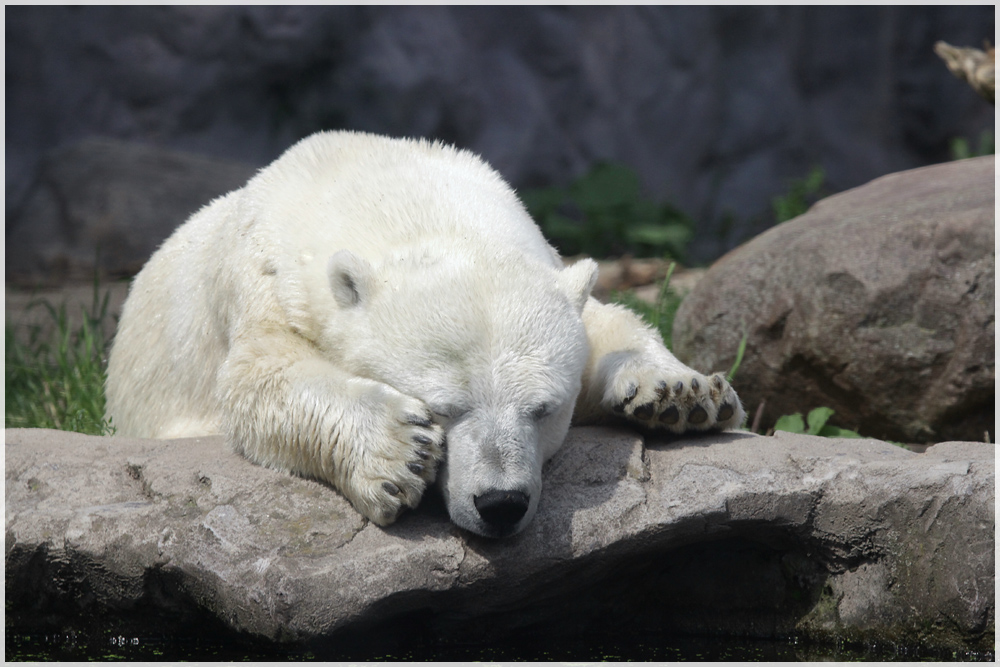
348,393 -> 445,526
605,363 -> 744,434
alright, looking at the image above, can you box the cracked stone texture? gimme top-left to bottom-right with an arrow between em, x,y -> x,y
5,427 -> 994,651
672,155 -> 995,444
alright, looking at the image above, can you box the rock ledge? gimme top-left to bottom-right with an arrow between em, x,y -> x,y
5,427 -> 994,653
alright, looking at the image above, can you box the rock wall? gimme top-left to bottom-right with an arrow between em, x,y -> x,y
6,139 -> 258,282
6,6 -> 994,263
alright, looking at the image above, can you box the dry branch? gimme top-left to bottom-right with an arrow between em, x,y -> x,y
934,40 -> 995,104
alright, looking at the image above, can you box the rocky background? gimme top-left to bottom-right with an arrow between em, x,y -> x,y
5,6 -> 995,265
5,6 -> 994,440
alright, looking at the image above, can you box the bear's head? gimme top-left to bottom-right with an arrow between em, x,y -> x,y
323,247 -> 598,537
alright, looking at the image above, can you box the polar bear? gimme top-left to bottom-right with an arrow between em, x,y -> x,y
105,131 -> 744,538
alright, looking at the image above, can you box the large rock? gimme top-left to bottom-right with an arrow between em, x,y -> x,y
6,138 -> 256,284
6,7 -> 993,263
672,156 -> 995,444
5,427 -> 993,654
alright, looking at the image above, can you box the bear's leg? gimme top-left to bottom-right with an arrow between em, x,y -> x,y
216,328 -> 445,526
574,298 -> 746,433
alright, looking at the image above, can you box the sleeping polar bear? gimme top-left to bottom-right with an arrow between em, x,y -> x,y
105,131 -> 744,538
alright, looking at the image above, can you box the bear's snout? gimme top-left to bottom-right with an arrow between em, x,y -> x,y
473,489 -> 530,532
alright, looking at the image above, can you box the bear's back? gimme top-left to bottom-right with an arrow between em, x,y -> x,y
243,131 -> 559,268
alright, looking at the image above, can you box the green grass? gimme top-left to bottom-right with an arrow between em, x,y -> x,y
950,129 -> 994,160
5,281 -> 115,435
725,332 -> 747,383
772,166 -> 826,224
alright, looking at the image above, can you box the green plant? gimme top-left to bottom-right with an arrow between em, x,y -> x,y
610,262 -> 684,349
725,332 -> 748,383
5,279 -> 116,435
950,129 -> 995,160
772,166 -> 826,223
521,162 -> 694,260
772,406 -> 861,438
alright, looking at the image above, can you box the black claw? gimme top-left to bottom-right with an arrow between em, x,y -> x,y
382,481 -> 401,496
688,405 -> 708,424
633,402 -> 655,420
412,433 -> 433,446
718,403 -> 735,422
712,374 -> 725,391
673,381 -> 684,394
416,449 -> 431,460
614,383 -> 638,413
407,462 -> 424,475
406,413 -> 434,427
660,405 -> 680,425
691,378 -> 700,391
655,381 -> 670,400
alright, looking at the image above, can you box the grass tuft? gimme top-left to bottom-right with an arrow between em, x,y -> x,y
5,279 -> 116,435
772,166 -> 826,224
950,129 -> 994,160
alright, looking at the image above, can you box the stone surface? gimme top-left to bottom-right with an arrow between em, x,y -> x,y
5,427 -> 993,652
6,6 -> 994,264
6,138 -> 256,284
672,156 -> 995,444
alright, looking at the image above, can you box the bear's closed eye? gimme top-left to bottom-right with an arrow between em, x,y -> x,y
529,403 -> 553,420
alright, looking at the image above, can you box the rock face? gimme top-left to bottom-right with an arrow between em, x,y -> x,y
6,6 -> 994,264
5,427 -> 994,654
6,138 -> 257,284
672,156 -> 995,444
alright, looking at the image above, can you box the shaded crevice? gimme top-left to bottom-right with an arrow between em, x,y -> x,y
761,308 -> 791,341
124,462 -> 161,502
338,520 -> 369,548
313,529 -> 836,653
8,514 -> 992,659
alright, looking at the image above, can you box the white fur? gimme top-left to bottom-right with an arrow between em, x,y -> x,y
106,131 -> 744,537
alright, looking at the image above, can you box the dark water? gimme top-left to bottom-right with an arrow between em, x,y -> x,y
7,623 -> 993,662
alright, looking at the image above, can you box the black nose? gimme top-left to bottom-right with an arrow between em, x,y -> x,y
473,489 -> 530,528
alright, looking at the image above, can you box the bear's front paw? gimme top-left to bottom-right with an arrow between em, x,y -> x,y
341,385 -> 445,526
599,352 -> 745,434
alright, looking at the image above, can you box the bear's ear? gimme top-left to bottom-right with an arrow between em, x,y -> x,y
557,258 -> 598,314
328,250 -> 375,308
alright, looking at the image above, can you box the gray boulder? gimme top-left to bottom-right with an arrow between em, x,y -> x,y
6,138 -> 256,284
673,155 -> 995,444
5,427 -> 993,654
